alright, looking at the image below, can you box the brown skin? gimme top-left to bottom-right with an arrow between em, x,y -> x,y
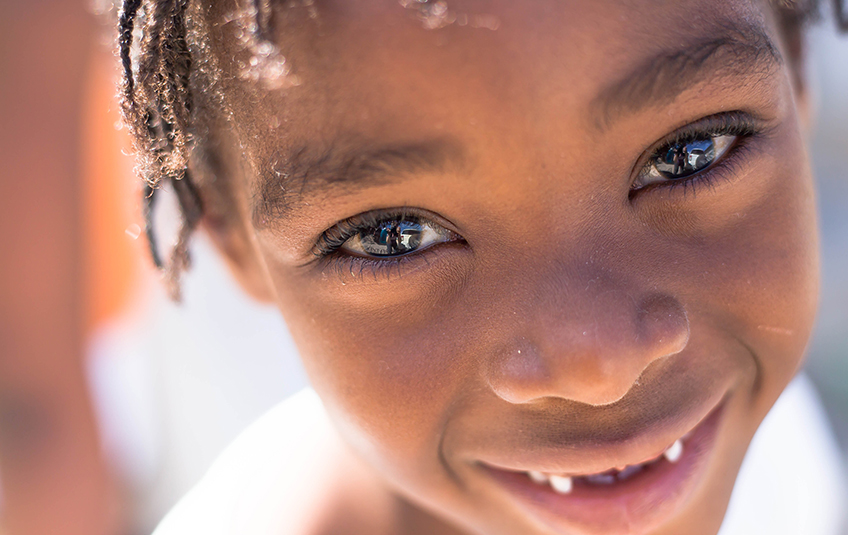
191,0 -> 818,534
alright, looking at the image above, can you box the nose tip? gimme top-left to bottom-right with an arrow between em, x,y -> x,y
487,294 -> 690,406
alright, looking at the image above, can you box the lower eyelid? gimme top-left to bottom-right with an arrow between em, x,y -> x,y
317,241 -> 467,283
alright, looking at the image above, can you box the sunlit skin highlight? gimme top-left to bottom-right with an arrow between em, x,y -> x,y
188,1 -> 820,534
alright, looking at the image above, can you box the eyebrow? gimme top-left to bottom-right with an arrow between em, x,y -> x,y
592,21 -> 783,130
252,138 -> 465,226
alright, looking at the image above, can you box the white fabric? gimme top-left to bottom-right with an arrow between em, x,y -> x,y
719,374 -> 847,535
154,375 -> 847,535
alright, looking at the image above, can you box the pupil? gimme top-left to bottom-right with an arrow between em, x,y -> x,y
360,220 -> 423,256
656,138 -> 716,179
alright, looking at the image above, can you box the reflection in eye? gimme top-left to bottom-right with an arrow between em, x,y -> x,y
337,216 -> 453,258
635,134 -> 736,188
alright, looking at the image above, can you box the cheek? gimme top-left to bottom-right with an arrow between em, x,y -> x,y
268,262 -> 481,484
703,177 -> 817,404
646,133 -> 819,412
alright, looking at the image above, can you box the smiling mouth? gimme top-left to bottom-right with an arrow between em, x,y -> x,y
479,397 -> 728,534
522,436 -> 686,494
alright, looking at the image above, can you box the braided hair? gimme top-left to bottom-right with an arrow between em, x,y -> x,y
118,0 -> 848,299
119,0 -> 202,298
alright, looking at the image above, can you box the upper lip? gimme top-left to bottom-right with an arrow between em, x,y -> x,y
480,434 -> 682,478
469,387 -> 726,478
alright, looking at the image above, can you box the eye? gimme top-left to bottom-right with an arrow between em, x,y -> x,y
315,211 -> 460,260
341,217 -> 450,257
634,134 -> 736,189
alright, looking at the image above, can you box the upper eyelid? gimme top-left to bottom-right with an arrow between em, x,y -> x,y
653,112 -> 758,150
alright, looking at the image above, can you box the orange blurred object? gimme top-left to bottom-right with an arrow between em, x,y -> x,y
81,46 -> 148,332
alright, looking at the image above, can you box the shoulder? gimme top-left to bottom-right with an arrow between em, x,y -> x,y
151,389 -> 342,535
719,373 -> 847,535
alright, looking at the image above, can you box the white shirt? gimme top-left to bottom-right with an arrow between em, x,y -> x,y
154,374 -> 847,535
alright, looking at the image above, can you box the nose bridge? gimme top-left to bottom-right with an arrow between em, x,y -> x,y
487,264 -> 690,407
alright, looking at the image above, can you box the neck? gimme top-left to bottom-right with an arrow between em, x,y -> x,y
324,426 -> 470,535
388,493 -> 472,535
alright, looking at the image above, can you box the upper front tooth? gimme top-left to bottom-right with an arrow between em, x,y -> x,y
528,471 -> 548,484
549,475 -> 573,494
663,439 -> 684,463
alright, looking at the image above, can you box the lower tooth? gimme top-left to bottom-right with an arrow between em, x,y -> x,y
549,475 -> 573,494
528,471 -> 548,484
663,439 -> 684,463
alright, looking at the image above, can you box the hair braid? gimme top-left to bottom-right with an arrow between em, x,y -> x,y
120,0 -> 203,299
119,0 -> 142,109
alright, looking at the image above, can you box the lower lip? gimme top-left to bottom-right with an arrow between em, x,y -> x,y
481,401 -> 726,535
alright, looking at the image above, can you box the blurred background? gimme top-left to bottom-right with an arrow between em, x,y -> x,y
0,2 -> 846,534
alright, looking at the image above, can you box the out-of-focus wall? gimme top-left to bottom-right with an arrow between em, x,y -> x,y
807,20 -> 848,457
87,234 -> 308,532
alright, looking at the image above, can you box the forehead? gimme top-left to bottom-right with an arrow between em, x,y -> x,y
210,0 -> 776,118
199,0 -> 784,221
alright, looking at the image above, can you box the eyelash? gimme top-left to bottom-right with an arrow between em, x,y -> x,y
313,208 -> 462,277
630,111 -> 765,198
315,208 -> 417,255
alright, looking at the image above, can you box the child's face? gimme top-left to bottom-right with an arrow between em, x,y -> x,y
201,0 -> 819,533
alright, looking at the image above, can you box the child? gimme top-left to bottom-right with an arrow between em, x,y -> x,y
118,0 -> 847,533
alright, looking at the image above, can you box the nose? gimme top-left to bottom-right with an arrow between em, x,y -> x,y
486,290 -> 690,407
